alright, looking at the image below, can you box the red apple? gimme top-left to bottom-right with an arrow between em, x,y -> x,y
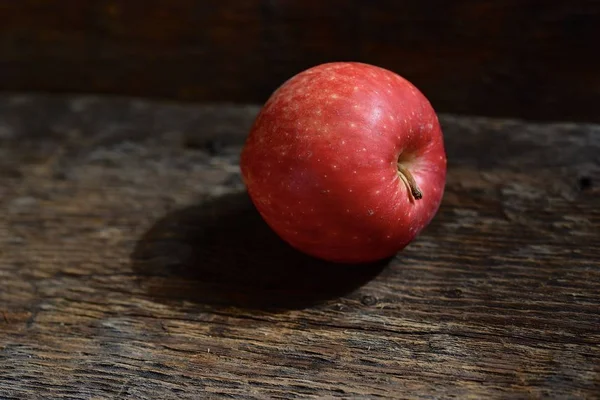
240,62 -> 447,263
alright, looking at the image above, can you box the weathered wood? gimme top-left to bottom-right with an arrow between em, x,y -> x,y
1,94 -> 599,399
0,1 -> 599,122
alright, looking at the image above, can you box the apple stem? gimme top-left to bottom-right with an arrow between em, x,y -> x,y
397,164 -> 423,200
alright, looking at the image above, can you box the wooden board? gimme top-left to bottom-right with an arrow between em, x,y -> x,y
0,0 -> 599,122
1,94 -> 599,398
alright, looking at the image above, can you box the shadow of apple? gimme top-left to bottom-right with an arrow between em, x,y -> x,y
131,191 -> 390,312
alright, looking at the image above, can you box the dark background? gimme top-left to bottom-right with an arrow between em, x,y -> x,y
0,0 -> 599,122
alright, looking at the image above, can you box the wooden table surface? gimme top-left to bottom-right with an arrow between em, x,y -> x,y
1,94 -> 599,399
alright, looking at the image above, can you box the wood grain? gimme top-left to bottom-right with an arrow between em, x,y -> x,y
1,94 -> 599,399
0,1 -> 599,122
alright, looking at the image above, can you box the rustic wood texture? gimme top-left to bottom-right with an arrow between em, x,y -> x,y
1,1 -> 600,122
1,94 -> 599,399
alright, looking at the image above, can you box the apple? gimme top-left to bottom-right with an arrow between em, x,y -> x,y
240,62 -> 447,263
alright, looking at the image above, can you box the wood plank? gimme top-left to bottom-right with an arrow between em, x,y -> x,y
1,94 -> 599,398
0,1 -> 599,122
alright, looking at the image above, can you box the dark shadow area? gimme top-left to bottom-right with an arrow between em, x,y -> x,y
131,191 -> 390,312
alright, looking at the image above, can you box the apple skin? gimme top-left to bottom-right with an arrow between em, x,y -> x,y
240,62 -> 447,263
